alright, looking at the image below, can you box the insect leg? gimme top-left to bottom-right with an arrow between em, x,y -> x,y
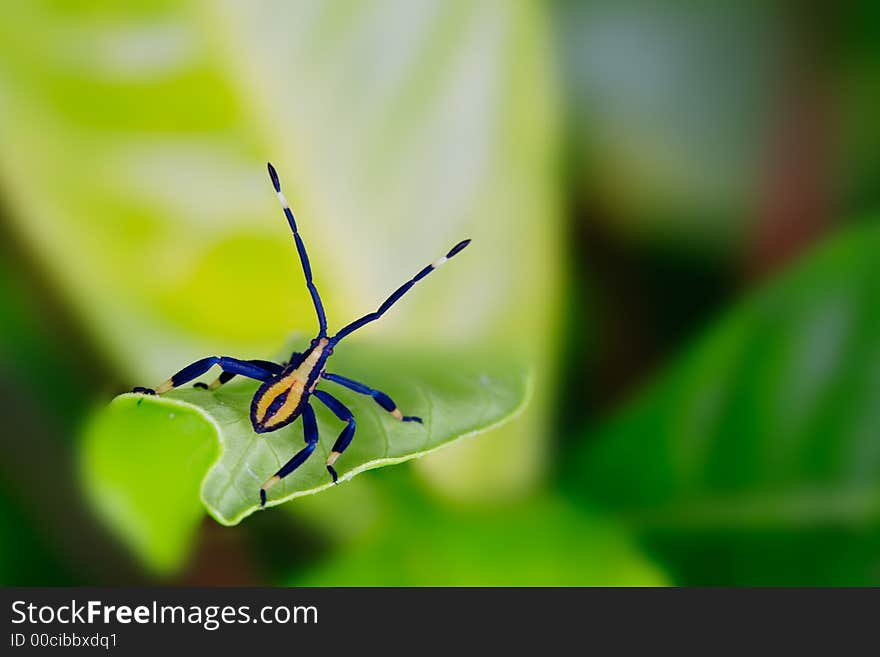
330,238 -> 470,344
267,163 -> 328,337
322,372 -> 422,423
132,357 -> 277,395
259,402 -> 318,507
312,390 -> 356,484
196,359 -> 286,391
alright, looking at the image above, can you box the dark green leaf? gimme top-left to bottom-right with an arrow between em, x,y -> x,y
575,223 -> 880,583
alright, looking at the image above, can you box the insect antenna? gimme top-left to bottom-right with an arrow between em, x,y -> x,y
330,239 -> 471,344
268,162 -> 328,337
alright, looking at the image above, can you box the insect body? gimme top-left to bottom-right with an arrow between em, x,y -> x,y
133,163 -> 470,507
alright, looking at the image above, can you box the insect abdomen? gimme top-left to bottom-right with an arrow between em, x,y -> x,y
250,339 -> 329,433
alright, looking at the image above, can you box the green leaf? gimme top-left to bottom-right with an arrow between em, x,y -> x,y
81,395 -> 219,576
574,223 -> 880,584
82,341 -> 530,571
290,493 -> 668,586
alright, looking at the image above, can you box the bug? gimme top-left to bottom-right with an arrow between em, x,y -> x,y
133,162 -> 470,507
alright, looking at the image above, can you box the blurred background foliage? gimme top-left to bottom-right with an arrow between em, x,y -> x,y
0,0 -> 878,585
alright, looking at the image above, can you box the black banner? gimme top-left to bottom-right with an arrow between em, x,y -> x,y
1,587 -> 875,653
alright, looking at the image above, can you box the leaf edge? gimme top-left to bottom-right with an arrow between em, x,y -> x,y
114,366 -> 534,527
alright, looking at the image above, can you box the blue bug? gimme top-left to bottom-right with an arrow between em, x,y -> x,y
133,163 -> 470,507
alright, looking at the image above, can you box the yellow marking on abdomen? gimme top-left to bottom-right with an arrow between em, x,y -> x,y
257,339 -> 328,428
254,374 -> 299,423
264,379 -> 305,428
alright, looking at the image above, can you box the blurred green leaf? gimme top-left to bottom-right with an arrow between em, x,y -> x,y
81,395 -> 219,576
291,493 -> 668,586
0,247 -> 92,424
575,223 -> 880,583
82,340 -> 530,572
